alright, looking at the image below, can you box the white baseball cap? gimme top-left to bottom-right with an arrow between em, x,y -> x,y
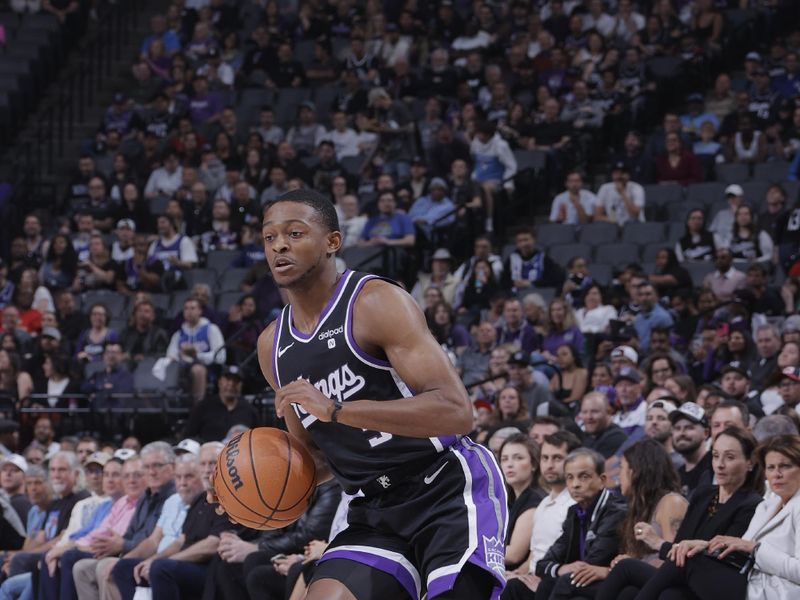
113,448 -> 138,462
725,184 -> 744,197
611,345 -> 638,365
173,439 -> 200,456
0,454 -> 28,473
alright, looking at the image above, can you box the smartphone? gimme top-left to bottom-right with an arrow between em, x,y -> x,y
716,322 -> 730,338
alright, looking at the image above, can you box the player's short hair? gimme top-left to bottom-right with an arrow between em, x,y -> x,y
266,189 -> 340,233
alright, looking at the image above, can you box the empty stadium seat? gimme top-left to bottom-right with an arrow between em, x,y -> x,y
621,222 -> 665,245
578,222 -> 618,245
536,223 -> 576,247
548,243 -> 591,267
513,150 -> 547,173
170,290 -> 193,313
81,291 -> 126,316
685,182 -> 726,208
206,250 -> 240,274
133,358 -> 179,393
587,263 -> 613,286
594,242 -> 640,265
685,261 -> 716,286
715,163 -> 749,183
339,246 -> 387,272
218,268 -> 249,292
183,268 -> 217,291
216,291 -> 243,314
754,162 -> 791,182
740,181 -> 769,205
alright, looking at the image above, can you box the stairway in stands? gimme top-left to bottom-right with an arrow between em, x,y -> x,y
1,0 -> 161,208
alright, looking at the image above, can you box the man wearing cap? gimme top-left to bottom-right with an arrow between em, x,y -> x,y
1,454 -> 31,523
609,345 -> 638,378
612,367 -> 647,435
184,366 -> 257,442
408,177 -> 456,239
549,171 -> 597,225
779,367 -> 800,409
173,439 -> 200,457
703,247 -> 746,302
411,248 -> 459,307
709,183 -> 745,240
670,402 -> 712,497
594,161 -> 645,227
111,220 -> 136,262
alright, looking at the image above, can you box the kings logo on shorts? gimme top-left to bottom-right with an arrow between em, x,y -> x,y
483,535 -> 506,577
313,364 -> 365,402
225,432 -> 244,490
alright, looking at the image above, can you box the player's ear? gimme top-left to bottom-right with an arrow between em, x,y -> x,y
326,230 -> 343,256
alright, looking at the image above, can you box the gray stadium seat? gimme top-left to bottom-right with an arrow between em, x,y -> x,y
293,40 -> 316,67
740,181 -> 769,206
667,201 -> 695,223
643,183 -> 683,219
594,243 -> 640,265
206,250 -> 240,274
715,163 -> 749,183
216,291 -> 243,314
274,88 -> 312,126
133,357 -> 179,393
240,88 -> 275,107
621,222 -> 665,245
642,242 -> 667,263
667,223 -> 684,243
685,182 -> 726,208
753,162 -> 791,183
149,196 -> 170,217
109,318 -> 127,334
170,290 -> 193,313
84,361 -> 106,379
532,287 -> 557,304
218,268 -> 249,292
685,261 -> 716,286
149,294 -> 171,313
341,156 -> 364,177
82,291 -> 126,316
549,243 -> 591,268
536,223 -> 575,247
183,269 -> 217,291
578,222 -> 618,245
587,263 -> 613,286
339,246 -> 387,272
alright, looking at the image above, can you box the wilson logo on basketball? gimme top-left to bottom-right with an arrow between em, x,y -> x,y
225,432 -> 245,490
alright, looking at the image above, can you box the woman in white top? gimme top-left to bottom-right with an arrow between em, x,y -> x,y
575,283 -> 618,334
715,204 -> 774,263
706,434 -> 800,600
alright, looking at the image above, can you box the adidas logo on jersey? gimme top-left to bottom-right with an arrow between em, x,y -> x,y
313,363 -> 365,402
318,325 -> 343,340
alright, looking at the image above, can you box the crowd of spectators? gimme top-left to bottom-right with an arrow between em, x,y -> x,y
0,0 -> 799,598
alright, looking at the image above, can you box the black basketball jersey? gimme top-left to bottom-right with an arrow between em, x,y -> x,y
271,270 -> 457,493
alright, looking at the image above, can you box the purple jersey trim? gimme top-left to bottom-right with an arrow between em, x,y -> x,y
345,274 -> 392,368
288,270 -> 352,341
319,548 -> 419,600
271,310 -> 284,387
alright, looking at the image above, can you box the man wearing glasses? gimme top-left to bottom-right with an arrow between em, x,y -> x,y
73,442 -> 176,599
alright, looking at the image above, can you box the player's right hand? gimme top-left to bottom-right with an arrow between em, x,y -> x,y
275,379 -> 333,422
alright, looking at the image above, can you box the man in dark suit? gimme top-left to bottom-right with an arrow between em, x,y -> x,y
534,448 -> 627,600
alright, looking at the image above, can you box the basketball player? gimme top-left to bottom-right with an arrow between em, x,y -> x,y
256,190 -> 507,599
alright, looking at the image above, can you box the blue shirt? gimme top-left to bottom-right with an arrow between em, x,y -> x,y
26,505 -> 47,536
361,212 -> 415,240
140,31 -> 181,56
634,304 -> 674,352
155,493 -> 190,552
407,195 -> 456,230
69,498 -> 113,540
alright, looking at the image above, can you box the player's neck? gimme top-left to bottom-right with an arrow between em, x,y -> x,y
288,266 -> 342,333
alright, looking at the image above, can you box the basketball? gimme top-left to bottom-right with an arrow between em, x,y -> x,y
212,427 -> 317,530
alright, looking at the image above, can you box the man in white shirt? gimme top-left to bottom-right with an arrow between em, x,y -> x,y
582,0 -> 614,37
702,247 -> 746,302
324,111 -> 361,160
144,151 -> 183,199
504,430 -> 580,596
111,219 -> 135,262
337,194 -> 367,249
549,171 -> 597,224
594,162 -> 645,226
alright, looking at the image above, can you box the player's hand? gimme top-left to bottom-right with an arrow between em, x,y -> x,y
570,564 -> 609,587
275,379 -> 333,421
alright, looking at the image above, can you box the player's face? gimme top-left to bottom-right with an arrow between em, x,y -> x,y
262,202 -> 341,289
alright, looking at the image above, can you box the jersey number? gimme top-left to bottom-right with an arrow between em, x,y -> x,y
366,431 -> 393,448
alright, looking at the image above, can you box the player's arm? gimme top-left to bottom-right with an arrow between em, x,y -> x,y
256,321 -> 317,450
274,280 -> 473,437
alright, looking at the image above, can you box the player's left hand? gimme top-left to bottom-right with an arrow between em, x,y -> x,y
275,379 -> 333,422
570,564 -> 609,587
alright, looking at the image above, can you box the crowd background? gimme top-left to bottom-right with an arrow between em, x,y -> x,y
1,0 -> 800,599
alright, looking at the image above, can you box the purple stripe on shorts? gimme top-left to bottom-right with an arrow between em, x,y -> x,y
345,275 -> 392,367
289,269 -> 350,340
428,441 -> 507,598
320,548 -> 418,600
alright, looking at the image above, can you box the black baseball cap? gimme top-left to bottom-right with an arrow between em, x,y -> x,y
221,365 -> 243,380
508,351 -> 529,367
720,361 -> 752,379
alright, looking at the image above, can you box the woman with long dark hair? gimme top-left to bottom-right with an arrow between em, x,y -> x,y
549,344 -> 588,408
675,208 -> 715,262
429,301 -> 471,355
75,303 -> 119,363
499,433 -> 545,571
39,234 -> 79,291
721,204 -> 774,263
597,427 -> 763,600
456,258 -> 500,316
650,248 -> 692,299
588,439 -> 688,595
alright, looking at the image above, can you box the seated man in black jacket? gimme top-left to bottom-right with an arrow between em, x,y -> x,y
201,448 -> 341,600
579,392 -> 628,459
533,448 -> 627,600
